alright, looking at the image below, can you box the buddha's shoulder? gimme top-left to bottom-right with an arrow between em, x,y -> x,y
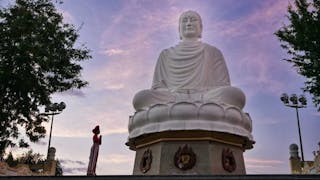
202,43 -> 222,52
158,42 -> 223,55
159,46 -> 175,55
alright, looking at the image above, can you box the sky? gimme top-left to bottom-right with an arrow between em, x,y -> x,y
2,0 -> 320,175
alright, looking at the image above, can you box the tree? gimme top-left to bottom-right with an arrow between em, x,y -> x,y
16,150 -> 44,165
275,0 -> 320,111
5,152 -> 18,167
0,0 -> 91,154
4,150 -> 63,175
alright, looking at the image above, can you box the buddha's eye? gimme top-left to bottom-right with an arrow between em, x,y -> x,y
182,18 -> 188,23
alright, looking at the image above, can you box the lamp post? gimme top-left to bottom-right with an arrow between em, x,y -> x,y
280,93 -> 307,162
42,102 -> 66,159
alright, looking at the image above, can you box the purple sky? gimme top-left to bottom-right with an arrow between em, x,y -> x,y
2,0 -> 320,175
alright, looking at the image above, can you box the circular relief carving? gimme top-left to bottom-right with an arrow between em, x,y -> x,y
222,148 -> 236,172
139,148 -> 152,173
174,144 -> 196,170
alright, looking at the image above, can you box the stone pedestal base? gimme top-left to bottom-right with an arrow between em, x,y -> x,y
128,131 -> 252,175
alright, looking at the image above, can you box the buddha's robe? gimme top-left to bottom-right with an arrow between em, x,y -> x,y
133,41 -> 245,110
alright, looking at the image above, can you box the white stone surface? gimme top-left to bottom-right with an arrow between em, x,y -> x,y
152,42 -> 230,91
128,101 -> 253,141
129,10 -> 254,142
132,11 -> 246,111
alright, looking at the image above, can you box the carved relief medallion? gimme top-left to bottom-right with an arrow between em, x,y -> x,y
222,148 -> 236,172
139,148 -> 152,173
174,144 -> 196,170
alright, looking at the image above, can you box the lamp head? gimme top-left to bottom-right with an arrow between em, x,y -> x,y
280,93 -> 289,104
298,95 -> 307,106
58,102 -> 66,111
52,103 -> 59,111
290,94 -> 298,105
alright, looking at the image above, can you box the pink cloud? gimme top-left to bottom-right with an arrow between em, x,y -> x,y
313,112 -> 320,116
58,9 -> 75,24
100,154 -> 133,164
202,0 -> 299,97
245,158 -> 284,164
245,157 -> 286,174
210,1 -> 292,39
102,48 -> 126,56
95,2 -> 213,95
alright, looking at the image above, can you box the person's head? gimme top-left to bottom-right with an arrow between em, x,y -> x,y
179,10 -> 203,41
92,125 -> 100,134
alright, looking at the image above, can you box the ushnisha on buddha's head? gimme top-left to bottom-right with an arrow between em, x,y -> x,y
179,10 -> 203,41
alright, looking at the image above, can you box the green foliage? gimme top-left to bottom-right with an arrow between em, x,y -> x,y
16,150 -> 44,165
275,0 -> 320,111
0,0 -> 91,152
5,152 -> 18,167
4,150 -> 64,175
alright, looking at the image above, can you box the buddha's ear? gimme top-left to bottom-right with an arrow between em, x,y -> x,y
198,23 -> 203,38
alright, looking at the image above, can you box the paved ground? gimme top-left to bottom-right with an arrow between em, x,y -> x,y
1,175 -> 320,180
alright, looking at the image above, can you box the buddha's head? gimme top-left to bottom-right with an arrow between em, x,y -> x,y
179,10 -> 203,41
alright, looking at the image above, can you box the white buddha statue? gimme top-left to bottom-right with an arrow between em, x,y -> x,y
133,10 -> 246,111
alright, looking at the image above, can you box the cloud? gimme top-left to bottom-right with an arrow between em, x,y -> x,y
101,1 -> 181,46
312,112 -> 320,116
89,2 -> 188,94
60,159 -> 86,166
254,117 -> 284,125
59,9 -> 75,24
101,48 -> 126,56
245,157 -> 285,174
100,154 -> 133,164
88,58 -> 137,91
0,0 -> 12,8
201,0 -> 298,97
58,89 -> 86,97
59,159 -> 87,175
53,126 -> 127,138
245,158 -> 284,164
210,1 -> 291,39
62,167 -> 87,175
51,106 -> 130,138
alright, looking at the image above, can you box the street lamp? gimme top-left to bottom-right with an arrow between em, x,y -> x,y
280,93 -> 307,162
42,102 -> 66,160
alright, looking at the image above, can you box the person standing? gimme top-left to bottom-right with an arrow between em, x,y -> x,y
87,125 -> 102,176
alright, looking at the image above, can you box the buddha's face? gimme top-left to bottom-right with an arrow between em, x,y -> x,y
179,11 -> 202,40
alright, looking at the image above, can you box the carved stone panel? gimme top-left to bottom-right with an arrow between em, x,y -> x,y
139,148 -> 152,173
174,144 -> 196,170
222,148 -> 236,172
